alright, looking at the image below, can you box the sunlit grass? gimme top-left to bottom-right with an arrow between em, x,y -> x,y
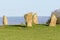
0,24 -> 60,40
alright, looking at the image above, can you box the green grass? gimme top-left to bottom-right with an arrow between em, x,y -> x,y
0,24 -> 60,40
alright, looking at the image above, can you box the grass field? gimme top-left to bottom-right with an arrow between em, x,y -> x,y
0,24 -> 60,40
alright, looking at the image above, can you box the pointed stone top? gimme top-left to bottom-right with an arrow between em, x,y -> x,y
51,14 -> 57,18
33,12 -> 38,17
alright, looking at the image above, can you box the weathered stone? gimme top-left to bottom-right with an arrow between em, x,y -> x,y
3,16 -> 8,25
24,12 -> 33,27
47,9 -> 60,25
49,14 -> 57,26
33,13 -> 38,24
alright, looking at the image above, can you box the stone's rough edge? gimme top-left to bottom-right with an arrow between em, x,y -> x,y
24,12 -> 33,27
3,15 -> 8,25
33,13 -> 38,24
49,13 -> 57,27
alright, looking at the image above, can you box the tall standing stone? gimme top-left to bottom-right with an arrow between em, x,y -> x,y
3,16 -> 8,25
49,14 -> 57,26
33,13 -> 38,24
24,12 -> 33,27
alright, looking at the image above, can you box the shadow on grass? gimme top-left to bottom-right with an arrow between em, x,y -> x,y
44,24 -> 49,26
36,24 -> 49,27
7,25 -> 26,28
0,24 -> 49,28
36,24 -> 48,25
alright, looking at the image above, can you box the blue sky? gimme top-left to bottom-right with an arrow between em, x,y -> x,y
0,0 -> 60,17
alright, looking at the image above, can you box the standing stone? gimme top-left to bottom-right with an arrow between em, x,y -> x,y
49,14 -> 57,26
33,13 -> 38,24
3,16 -> 8,25
24,12 -> 33,27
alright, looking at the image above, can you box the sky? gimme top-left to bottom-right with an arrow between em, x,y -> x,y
0,0 -> 60,17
